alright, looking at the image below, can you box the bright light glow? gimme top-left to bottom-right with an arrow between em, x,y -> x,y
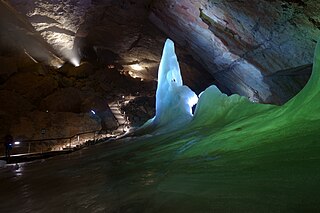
70,58 -> 80,67
188,95 -> 199,109
130,64 -> 143,71
14,141 -> 20,145
91,110 -> 96,115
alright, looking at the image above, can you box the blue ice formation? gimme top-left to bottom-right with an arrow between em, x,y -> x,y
139,39 -> 198,132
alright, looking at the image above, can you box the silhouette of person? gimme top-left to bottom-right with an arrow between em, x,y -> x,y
4,134 -> 13,162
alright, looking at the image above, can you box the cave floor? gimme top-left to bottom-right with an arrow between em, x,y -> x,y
0,127 -> 319,213
0,140 -> 127,212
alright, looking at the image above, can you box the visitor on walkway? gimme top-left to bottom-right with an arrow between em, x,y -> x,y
4,134 -> 13,162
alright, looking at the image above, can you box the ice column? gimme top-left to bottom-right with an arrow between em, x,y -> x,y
152,39 -> 198,128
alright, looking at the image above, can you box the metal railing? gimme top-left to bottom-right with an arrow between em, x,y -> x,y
1,130 -> 113,157
115,100 -> 131,132
0,99 -> 135,159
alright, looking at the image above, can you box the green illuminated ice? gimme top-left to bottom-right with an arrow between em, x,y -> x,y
106,38 -> 320,212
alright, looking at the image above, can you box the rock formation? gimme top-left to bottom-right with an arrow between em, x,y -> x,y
2,0 -> 320,145
149,0 -> 319,103
0,0 -> 62,66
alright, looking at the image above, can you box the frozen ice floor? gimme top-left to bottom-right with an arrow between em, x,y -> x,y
0,141 -> 137,212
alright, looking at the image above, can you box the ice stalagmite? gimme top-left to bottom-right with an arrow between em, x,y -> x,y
139,39 -> 198,133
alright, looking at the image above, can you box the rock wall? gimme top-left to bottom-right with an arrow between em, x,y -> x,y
0,0 -> 62,66
3,0 -> 320,143
74,0 -> 215,93
0,60 -> 120,141
8,0 -> 91,62
9,0 -> 318,104
1,0 -> 160,142
149,0 -> 319,103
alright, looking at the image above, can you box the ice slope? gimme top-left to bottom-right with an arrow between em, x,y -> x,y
109,38 -> 320,211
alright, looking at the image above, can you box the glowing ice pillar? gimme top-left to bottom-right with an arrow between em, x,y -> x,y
150,39 -> 198,129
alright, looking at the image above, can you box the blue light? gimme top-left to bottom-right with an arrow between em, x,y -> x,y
91,110 -> 96,115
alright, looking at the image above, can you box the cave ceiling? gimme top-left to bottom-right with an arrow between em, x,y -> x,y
5,0 -> 320,104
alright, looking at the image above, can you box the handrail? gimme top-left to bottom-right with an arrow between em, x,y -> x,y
20,129 -> 102,144
1,101 -> 133,159
0,129 -> 112,157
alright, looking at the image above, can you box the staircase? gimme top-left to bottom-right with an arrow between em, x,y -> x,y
109,102 -> 128,136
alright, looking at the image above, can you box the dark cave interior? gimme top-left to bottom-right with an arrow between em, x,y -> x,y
1,0 -> 320,212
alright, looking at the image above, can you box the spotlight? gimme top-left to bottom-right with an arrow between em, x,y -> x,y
70,58 -> 80,67
14,141 -> 20,145
130,64 -> 143,71
91,110 -> 96,115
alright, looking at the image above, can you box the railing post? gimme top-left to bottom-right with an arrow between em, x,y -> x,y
28,142 -> 31,153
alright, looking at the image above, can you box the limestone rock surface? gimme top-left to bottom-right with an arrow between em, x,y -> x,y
149,0 -> 319,103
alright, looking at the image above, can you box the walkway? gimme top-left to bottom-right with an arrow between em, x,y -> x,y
109,101 -> 129,136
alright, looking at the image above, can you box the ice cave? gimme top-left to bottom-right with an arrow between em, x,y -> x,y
1,0 -> 320,212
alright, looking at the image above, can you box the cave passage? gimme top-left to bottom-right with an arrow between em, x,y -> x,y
1,37 -> 320,212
